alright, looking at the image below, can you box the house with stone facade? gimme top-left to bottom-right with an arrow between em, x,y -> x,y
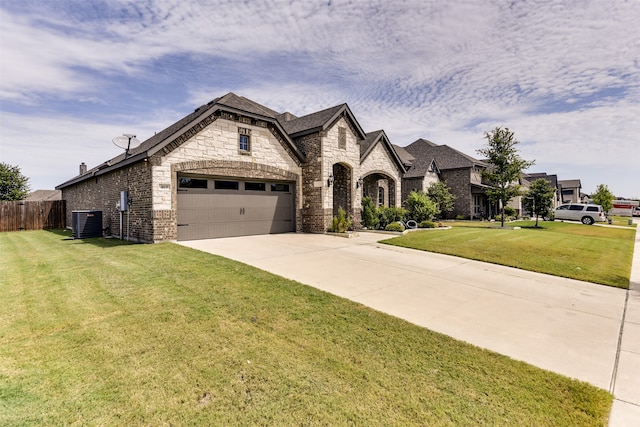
396,138 -> 493,219
57,93 -> 405,242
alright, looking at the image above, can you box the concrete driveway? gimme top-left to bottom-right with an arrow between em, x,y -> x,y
179,227 -> 640,424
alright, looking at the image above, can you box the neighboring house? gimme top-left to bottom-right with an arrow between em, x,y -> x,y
398,138 -> 492,219
24,190 -> 62,201
57,93 -> 405,242
523,173 -> 561,208
558,179 -> 582,203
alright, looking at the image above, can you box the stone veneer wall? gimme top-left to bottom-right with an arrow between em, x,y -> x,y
441,168 -> 473,219
150,117 -> 303,240
359,142 -> 402,210
321,118 -> 360,230
61,161 -> 154,242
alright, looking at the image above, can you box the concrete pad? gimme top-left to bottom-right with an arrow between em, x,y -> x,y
625,291 -> 640,325
609,399 -> 640,427
179,232 -> 626,391
613,349 -> 640,405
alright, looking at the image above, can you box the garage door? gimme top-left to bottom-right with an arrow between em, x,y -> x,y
177,177 -> 295,240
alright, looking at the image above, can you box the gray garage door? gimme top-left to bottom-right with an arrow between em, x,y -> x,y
177,177 -> 295,241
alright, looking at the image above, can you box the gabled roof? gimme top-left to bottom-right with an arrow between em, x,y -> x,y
402,138 -> 487,178
278,103 -> 366,140
361,130 -> 406,174
57,93 -> 304,189
216,92 -> 280,118
25,189 -> 62,201
392,144 -> 415,168
524,172 -> 559,189
559,179 -> 582,188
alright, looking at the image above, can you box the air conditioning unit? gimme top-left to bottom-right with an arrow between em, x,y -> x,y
72,210 -> 103,239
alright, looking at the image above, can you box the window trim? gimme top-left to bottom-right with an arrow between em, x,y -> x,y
238,127 -> 251,153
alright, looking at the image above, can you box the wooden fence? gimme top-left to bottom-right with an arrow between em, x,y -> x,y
0,200 -> 66,232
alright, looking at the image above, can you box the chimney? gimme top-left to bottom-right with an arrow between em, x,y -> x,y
79,162 -> 87,175
281,112 -> 296,122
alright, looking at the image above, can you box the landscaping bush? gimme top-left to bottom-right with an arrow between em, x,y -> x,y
385,221 -> 405,232
377,206 -> 406,229
426,182 -> 456,218
455,214 -> 467,220
361,196 -> 379,229
419,220 -> 436,228
404,191 -> 438,223
504,206 -> 517,218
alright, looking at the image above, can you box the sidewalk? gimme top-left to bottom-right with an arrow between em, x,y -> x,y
608,218 -> 640,425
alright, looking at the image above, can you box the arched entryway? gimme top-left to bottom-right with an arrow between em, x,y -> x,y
332,163 -> 352,217
361,172 -> 397,208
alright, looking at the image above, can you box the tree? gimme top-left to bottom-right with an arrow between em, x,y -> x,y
403,191 -> 438,222
591,184 -> 614,214
477,127 -> 534,227
523,179 -> 555,227
426,181 -> 456,218
0,162 -> 30,201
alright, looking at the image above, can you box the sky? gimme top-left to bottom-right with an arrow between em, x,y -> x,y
1,0 -> 639,198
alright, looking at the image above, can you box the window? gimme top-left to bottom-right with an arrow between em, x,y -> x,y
586,206 -> 600,212
338,126 -> 346,149
239,134 -> 250,151
569,205 -> 584,211
556,205 -> 569,210
378,187 -> 385,206
214,180 -> 239,190
271,183 -> 290,192
178,178 -> 207,188
245,182 -> 266,191
238,127 -> 251,152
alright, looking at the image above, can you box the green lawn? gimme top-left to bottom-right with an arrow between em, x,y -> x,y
383,221 -> 635,288
0,230 -> 612,426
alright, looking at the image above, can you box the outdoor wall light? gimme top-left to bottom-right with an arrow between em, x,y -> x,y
357,177 -> 363,188
327,174 -> 334,187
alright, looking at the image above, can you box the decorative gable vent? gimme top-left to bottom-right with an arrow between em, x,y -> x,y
338,126 -> 347,149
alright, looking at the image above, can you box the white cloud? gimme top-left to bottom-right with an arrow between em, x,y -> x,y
1,0 -> 639,197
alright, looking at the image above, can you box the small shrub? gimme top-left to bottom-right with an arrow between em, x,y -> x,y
361,196 -> 379,229
455,214 -> 466,221
403,191 -> 438,223
377,206 -> 407,229
419,220 -> 435,228
437,222 -> 444,228
504,206 -> 517,217
385,222 -> 405,232
328,207 -> 352,233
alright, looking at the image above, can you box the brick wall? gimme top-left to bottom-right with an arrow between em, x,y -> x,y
295,133 -> 325,232
62,160 -> 154,242
441,168 -> 473,219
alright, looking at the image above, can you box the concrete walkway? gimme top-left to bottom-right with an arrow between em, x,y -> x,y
608,219 -> 640,425
179,223 -> 640,425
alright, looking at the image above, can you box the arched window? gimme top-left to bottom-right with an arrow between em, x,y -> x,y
378,187 -> 385,206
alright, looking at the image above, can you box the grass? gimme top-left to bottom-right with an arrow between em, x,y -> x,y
0,230 -> 613,426
384,220 -> 635,288
607,215 -> 638,227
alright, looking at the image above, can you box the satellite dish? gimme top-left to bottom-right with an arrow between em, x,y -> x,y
112,134 -> 141,158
